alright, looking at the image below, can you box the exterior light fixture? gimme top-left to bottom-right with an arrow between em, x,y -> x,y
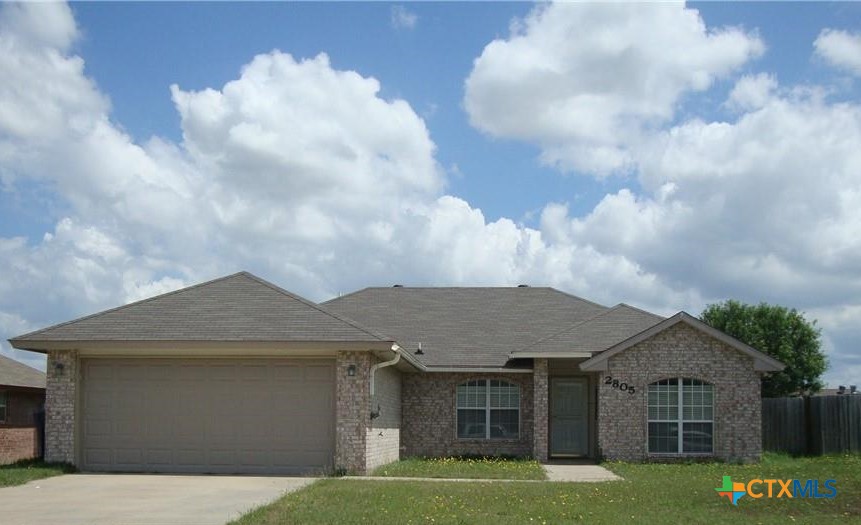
54,362 -> 65,376
347,364 -> 356,377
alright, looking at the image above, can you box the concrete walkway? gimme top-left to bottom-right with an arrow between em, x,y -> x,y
345,463 -> 621,483
0,474 -> 315,525
542,463 -> 621,482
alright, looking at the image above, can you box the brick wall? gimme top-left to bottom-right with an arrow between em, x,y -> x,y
366,363 -> 401,471
532,359 -> 548,461
0,427 -> 39,464
335,352 -> 403,474
335,351 -> 371,473
402,372 -> 533,458
3,390 -> 44,426
45,350 -> 77,464
599,323 -> 762,462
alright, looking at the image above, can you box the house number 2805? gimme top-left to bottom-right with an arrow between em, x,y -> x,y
604,375 -> 636,395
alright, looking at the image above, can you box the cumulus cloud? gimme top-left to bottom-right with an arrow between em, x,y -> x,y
391,5 -> 417,30
464,2 -> 764,176
463,2 -> 861,385
1,2 -> 859,388
0,2 -> 676,373
814,28 -> 861,77
726,73 -> 778,111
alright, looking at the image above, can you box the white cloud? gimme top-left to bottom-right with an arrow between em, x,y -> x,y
1,2 -> 859,389
391,5 -> 417,30
814,28 -> 861,77
0,2 -> 674,355
726,73 -> 778,111
464,2 -> 764,176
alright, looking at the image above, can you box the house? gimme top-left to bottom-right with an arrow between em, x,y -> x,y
0,354 -> 46,464
9,272 -> 783,474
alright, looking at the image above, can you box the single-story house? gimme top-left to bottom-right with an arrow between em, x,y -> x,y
0,354 -> 46,464
9,272 -> 783,474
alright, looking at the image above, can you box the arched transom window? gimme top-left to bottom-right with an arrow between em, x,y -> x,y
456,379 -> 520,439
648,378 -> 713,454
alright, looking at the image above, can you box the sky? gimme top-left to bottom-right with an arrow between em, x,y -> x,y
0,1 -> 860,387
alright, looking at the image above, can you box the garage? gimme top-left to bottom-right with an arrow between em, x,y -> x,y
80,358 -> 334,475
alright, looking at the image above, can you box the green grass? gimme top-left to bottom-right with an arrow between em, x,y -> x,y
0,459 -> 75,488
232,454 -> 860,524
370,456 -> 547,480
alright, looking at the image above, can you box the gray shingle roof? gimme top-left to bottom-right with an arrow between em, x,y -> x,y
10,272 -> 390,348
516,304 -> 665,356
0,354 -> 46,389
323,287 -> 608,367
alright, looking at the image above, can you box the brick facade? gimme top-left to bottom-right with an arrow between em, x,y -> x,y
335,352 -> 402,474
0,427 -> 39,464
402,372 -> 533,458
366,364 -> 401,471
39,325 -> 764,472
598,323 -> 762,462
45,350 -> 77,464
532,359 -> 549,461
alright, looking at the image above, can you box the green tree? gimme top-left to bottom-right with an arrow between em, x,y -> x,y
700,300 -> 827,397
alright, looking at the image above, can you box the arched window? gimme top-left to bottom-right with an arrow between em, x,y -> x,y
648,378 -> 713,454
456,379 -> 520,439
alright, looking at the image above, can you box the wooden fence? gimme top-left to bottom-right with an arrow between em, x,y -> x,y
762,395 -> 861,455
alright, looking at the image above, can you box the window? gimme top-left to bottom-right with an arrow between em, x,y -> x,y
456,379 -> 520,439
0,391 -> 6,423
648,378 -> 713,454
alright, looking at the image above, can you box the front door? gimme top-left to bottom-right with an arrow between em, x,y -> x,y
550,377 -> 589,457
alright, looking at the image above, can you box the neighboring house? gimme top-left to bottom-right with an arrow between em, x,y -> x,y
9,272 -> 783,475
0,354 -> 46,464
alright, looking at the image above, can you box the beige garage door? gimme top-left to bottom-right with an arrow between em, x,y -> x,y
81,358 -> 334,475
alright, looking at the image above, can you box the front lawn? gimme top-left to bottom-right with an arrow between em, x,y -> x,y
0,459 -> 75,488
370,456 -> 547,480
233,453 -> 860,524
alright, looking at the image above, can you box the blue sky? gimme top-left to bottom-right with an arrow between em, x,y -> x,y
1,2 -> 860,387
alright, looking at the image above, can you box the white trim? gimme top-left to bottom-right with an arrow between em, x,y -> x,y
647,378 -> 714,454
509,351 -> 592,359
455,379 -> 521,440
427,367 -> 533,373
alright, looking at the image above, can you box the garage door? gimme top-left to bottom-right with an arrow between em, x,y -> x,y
81,358 -> 334,475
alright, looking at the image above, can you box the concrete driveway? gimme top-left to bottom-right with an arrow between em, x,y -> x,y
0,474 -> 316,525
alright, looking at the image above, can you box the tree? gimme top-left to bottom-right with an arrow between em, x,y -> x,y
700,300 -> 827,398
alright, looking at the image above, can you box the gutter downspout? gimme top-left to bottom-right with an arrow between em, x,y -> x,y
370,344 -> 401,397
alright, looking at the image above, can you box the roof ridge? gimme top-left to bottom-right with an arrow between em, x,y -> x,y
9,272 -> 246,342
320,286 -> 372,305
241,274 -> 393,342
614,302 -> 666,321
549,288 -> 609,311
514,304 -> 620,354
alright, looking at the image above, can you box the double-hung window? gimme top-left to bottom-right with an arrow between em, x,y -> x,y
0,391 -> 6,424
648,378 -> 713,454
456,379 -> 520,439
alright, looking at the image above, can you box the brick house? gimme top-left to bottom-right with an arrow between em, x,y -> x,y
9,272 -> 783,474
0,354 -> 46,464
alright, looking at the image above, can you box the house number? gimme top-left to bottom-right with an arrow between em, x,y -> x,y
604,375 -> 636,395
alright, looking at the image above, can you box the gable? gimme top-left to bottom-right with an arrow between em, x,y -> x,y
579,312 -> 784,372
10,272 -> 391,352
